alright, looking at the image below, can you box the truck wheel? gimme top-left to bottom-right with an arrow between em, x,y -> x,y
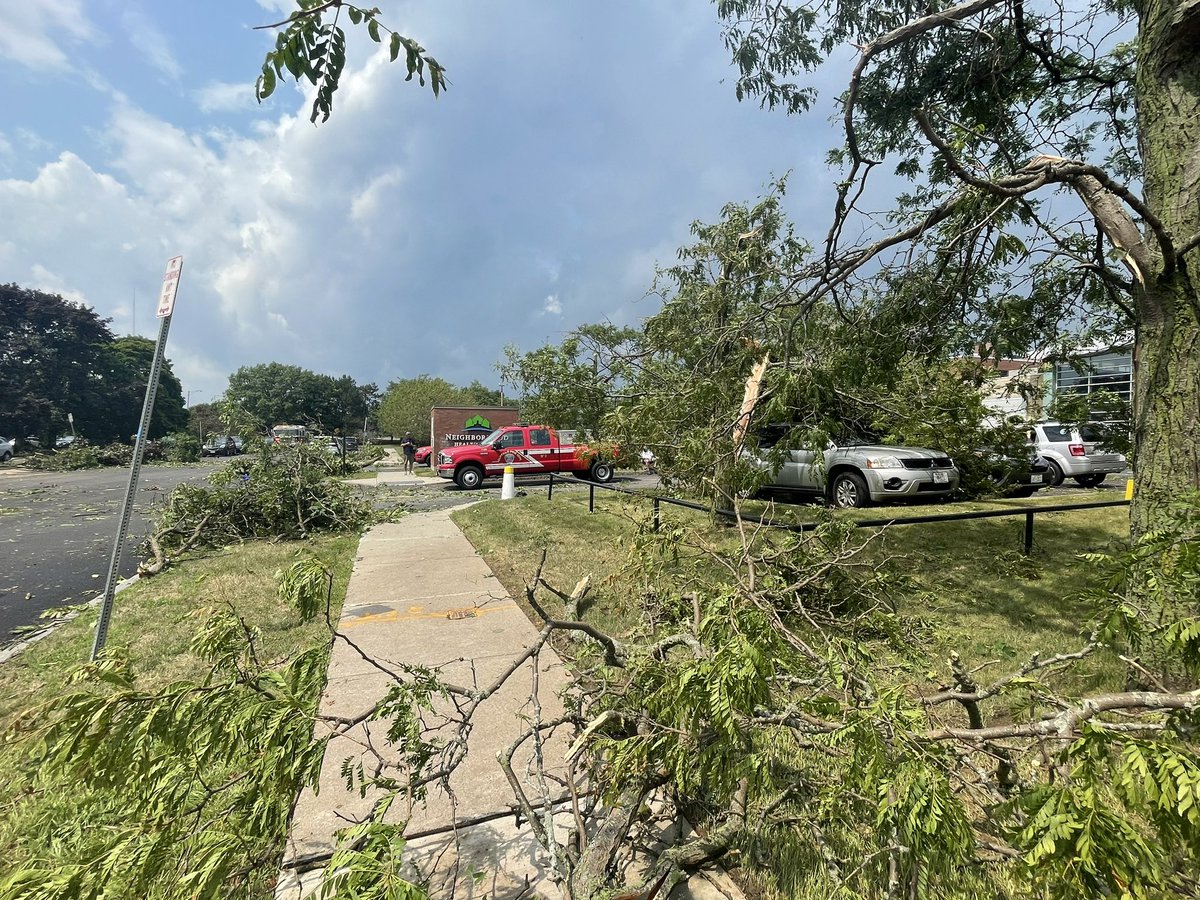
589,460 -> 614,483
830,471 -> 870,509
1073,473 -> 1105,488
1044,460 -> 1065,487
455,465 -> 484,490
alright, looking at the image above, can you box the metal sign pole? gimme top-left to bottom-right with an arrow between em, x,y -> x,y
91,257 -> 183,660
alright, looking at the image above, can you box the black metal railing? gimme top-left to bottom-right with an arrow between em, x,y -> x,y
544,472 -> 1129,553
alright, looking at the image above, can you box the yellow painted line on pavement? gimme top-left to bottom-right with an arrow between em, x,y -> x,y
341,602 -> 520,629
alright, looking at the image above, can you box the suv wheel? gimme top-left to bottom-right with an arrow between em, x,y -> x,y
830,471 -> 871,509
1074,473 -> 1106,488
1044,460 -> 1065,487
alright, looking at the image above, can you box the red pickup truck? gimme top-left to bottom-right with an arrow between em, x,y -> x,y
435,425 -> 615,489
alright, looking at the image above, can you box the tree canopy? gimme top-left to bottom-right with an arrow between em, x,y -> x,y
499,324 -> 639,438
222,363 -> 373,434
709,0 -> 1199,535
376,377 -> 502,441
0,284 -> 187,445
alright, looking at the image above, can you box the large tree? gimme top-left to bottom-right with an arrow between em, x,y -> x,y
499,324 -> 639,437
100,336 -> 188,442
713,0 -> 1199,535
0,284 -> 115,444
223,363 -> 372,433
0,285 -> 188,445
377,376 -> 504,441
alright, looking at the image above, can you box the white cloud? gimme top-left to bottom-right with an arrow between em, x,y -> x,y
350,168 -> 405,230
121,9 -> 182,80
29,263 -> 88,305
0,44 -> 436,397
2,0 -> 847,403
1,0 -> 97,71
194,81 -> 256,114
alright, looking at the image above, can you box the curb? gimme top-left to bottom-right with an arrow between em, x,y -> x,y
0,573 -> 141,665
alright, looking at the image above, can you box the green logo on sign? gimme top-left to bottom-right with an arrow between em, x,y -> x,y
464,415 -> 491,431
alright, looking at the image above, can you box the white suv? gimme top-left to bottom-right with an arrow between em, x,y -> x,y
1030,422 -> 1126,487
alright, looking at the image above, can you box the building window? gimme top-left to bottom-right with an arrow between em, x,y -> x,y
1052,351 -> 1132,421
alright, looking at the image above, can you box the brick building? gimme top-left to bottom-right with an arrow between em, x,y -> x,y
429,406 -> 521,460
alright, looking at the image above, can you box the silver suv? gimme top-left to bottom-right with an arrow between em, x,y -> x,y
1029,422 -> 1126,487
749,426 -> 960,508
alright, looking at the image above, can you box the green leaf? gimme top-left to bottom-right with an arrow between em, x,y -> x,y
257,66 -> 276,101
347,6 -> 363,24
368,19 -> 381,42
389,32 -> 401,62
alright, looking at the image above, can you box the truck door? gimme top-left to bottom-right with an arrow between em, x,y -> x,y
491,428 -> 543,475
526,427 -> 558,472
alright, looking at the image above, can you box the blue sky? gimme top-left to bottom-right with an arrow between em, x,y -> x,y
1,1 -> 848,403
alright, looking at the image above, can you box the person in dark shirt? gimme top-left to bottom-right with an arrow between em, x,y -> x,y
400,432 -> 416,473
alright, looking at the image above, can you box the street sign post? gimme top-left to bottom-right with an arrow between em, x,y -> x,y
91,256 -> 184,660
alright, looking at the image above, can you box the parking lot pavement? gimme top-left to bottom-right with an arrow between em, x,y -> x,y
0,461 -> 225,642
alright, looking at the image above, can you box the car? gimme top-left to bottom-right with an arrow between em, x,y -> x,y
202,435 -> 242,457
414,445 -> 432,465
0,436 -> 13,462
1029,422 -> 1127,487
980,447 -> 1051,497
55,435 -> 78,449
747,424 -> 960,508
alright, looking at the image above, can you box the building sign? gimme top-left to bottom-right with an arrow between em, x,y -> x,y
443,414 -> 495,446
429,406 -> 521,460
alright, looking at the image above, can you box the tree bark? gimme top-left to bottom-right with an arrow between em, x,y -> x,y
1131,285 -> 1200,536
1131,0 -> 1200,535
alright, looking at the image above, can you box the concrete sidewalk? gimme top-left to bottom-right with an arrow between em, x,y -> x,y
275,500 -> 741,900
275,507 -> 573,899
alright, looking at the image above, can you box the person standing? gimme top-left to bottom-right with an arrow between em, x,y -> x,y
401,432 -> 417,474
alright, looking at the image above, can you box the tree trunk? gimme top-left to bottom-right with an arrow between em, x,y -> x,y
1131,285 -> 1200,536
1132,0 -> 1200,536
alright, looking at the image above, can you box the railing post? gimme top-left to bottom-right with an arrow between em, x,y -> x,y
653,498 -> 660,533
547,472 -> 554,500
1023,510 -> 1034,554
589,482 -> 594,512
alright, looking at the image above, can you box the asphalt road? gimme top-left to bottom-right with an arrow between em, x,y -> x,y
0,460 -> 225,642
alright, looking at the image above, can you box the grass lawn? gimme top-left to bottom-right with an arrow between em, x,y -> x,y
0,533 -> 359,897
454,486 -> 1130,690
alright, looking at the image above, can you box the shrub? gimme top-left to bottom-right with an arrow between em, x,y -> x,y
165,432 -> 202,463
144,444 -> 388,570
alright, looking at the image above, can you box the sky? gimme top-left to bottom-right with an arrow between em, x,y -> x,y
1,0 -> 850,404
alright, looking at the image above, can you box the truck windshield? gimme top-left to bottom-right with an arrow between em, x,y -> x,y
479,429 -> 504,447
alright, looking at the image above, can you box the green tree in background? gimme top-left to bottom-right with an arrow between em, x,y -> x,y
0,284 -> 116,445
0,285 -> 186,446
223,363 -> 373,434
499,324 -> 638,438
101,336 -> 188,442
187,402 -> 223,443
377,376 -> 504,441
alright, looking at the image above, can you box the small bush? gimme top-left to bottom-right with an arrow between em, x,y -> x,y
26,443 -> 104,471
147,444 -> 387,563
165,432 -> 201,463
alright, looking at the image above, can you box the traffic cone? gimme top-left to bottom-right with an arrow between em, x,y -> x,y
501,465 -> 516,500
